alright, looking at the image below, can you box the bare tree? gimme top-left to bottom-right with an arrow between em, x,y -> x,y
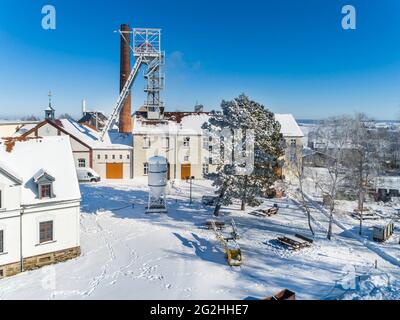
313,116 -> 353,240
347,114 -> 380,235
289,144 -> 315,236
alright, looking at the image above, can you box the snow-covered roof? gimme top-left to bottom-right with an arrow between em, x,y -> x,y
133,114 -> 205,135
12,123 -> 37,136
58,119 -> 132,150
0,136 -> 81,205
275,114 -> 304,137
33,168 -> 55,183
0,160 -> 23,184
374,176 -> 400,191
133,113 -> 303,138
15,119 -> 132,150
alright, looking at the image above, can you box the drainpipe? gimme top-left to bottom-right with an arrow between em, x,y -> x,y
174,134 -> 178,180
19,208 -> 24,273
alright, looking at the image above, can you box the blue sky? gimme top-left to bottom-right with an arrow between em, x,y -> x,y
0,0 -> 399,120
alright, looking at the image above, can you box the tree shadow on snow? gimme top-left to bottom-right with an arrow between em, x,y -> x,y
171,232 -> 226,265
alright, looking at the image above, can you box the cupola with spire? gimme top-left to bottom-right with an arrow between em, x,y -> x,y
44,91 -> 55,120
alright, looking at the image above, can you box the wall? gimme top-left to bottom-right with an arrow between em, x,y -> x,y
26,122 -> 92,172
93,149 -> 132,179
133,133 -> 216,180
0,215 -> 21,268
21,201 -> 80,259
0,174 -> 21,267
282,137 -> 304,182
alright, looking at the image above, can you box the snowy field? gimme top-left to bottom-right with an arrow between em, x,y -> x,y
0,179 -> 399,300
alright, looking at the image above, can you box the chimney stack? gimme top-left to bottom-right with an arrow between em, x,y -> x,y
82,99 -> 87,116
119,24 -> 132,133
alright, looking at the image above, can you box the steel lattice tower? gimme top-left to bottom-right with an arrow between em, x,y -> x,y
133,28 -> 165,120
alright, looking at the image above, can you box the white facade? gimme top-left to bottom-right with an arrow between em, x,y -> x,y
0,137 -> 81,277
0,121 -> 39,138
132,113 -> 304,182
19,119 -> 133,180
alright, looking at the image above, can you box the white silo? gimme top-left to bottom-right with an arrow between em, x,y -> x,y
145,156 -> 168,213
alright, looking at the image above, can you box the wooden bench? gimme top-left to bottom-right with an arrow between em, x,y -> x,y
249,206 -> 279,218
277,235 -> 311,250
205,220 -> 225,230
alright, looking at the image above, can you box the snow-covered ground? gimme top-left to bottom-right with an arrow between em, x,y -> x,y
0,179 -> 399,300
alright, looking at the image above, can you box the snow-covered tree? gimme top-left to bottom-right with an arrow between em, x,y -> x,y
203,94 -> 284,216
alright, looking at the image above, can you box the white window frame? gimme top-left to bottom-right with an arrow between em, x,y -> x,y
143,136 -> 151,149
183,137 -> 190,148
36,217 -> 56,246
144,163 -> 149,176
39,184 -> 53,199
163,137 -> 170,149
0,229 -> 4,254
78,158 -> 86,168
202,163 -> 209,177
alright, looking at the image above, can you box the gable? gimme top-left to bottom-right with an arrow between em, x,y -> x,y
0,162 -> 22,186
22,120 -> 91,152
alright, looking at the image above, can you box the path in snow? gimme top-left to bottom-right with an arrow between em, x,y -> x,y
0,180 -> 399,300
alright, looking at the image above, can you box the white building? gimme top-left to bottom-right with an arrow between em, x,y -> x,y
0,136 -> 81,278
132,112 -> 304,182
0,120 -> 40,138
132,112 -> 216,180
18,119 -> 133,180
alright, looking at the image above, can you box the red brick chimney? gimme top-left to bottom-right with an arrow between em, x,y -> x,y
119,24 -> 132,133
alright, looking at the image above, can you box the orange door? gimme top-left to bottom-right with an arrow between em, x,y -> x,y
181,164 -> 191,180
106,163 -> 123,179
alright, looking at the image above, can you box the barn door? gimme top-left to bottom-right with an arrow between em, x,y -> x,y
106,163 -> 123,179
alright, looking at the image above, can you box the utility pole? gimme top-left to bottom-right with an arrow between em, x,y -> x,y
189,176 -> 194,204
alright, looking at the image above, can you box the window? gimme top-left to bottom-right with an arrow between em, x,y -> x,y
208,157 -> 213,165
290,139 -> 297,147
78,159 -> 86,168
144,163 -> 149,175
208,145 -> 213,152
120,155 -> 123,160
97,154 -> 101,160
203,136 -> 209,149
112,155 -> 115,160
127,154 -> 130,160
184,156 -> 189,162
202,164 -> 209,177
163,137 -> 170,149
0,230 -> 3,253
183,137 -> 190,148
39,221 -> 53,244
143,136 -> 151,149
40,184 -> 52,199
105,155 -> 108,160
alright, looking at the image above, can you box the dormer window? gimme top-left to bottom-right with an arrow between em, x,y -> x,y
40,184 -> 52,199
33,169 -> 55,200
